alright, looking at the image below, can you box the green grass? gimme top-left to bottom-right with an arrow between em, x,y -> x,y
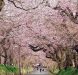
49,68 -> 60,74
58,67 -> 77,75
49,68 -> 54,73
0,64 -> 13,75
53,69 -> 60,74
6,65 -> 19,74
49,67 -> 78,75
24,67 -> 33,73
74,70 -> 78,75
58,69 -> 65,75
0,64 -> 33,75
0,64 -> 19,75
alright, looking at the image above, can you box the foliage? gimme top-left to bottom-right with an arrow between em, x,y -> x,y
58,69 -> 65,75
0,64 -> 33,75
49,67 -> 78,75
53,69 -> 60,74
74,70 -> 78,75
49,68 -> 60,74
58,67 -> 77,75
6,65 -> 19,74
24,67 -> 33,73
0,64 -> 13,75
49,68 -> 54,72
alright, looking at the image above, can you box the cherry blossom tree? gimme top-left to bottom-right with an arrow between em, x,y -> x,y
0,0 -> 78,70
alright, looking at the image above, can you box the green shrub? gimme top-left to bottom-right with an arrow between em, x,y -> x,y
49,68 -> 54,72
64,68 -> 77,75
0,64 -> 33,75
58,67 -> 77,75
0,64 -> 19,74
59,69 -> 65,75
6,66 -> 19,74
0,64 -> 10,72
49,68 -> 60,74
24,67 -> 33,73
53,69 -> 60,74
65,67 -> 75,71
24,68 -> 27,73
74,70 -> 78,75
0,64 -> 13,75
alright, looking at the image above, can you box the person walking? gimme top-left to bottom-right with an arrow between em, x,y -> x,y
42,69 -> 44,72
40,68 -> 42,72
37,67 -> 39,71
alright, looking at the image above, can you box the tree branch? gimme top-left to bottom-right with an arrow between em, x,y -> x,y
8,0 -> 45,11
53,6 -> 78,24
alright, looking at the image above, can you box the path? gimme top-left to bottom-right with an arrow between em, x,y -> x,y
26,68 -> 53,75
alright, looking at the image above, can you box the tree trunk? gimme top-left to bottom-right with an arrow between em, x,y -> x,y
75,53 -> 78,68
4,57 -> 7,65
0,56 -> 1,64
72,59 -> 75,67
58,61 -> 65,70
4,50 -> 7,65
9,55 -> 13,66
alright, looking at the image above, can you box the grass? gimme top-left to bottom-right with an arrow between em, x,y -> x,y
49,68 -> 54,73
74,69 -> 78,75
49,68 -> 60,74
0,64 -> 19,75
0,64 -> 13,75
0,64 -> 33,75
49,67 -> 78,75
24,67 -> 33,73
58,67 -> 77,75
6,65 -> 19,74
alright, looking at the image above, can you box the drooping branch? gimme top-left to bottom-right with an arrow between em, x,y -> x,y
29,43 -> 63,62
8,0 -> 45,11
53,6 -> 78,24
0,55 -> 5,58
29,45 -> 44,52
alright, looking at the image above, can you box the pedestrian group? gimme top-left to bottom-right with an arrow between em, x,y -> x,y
37,67 -> 44,72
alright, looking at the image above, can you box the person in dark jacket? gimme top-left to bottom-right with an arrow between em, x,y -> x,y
40,68 -> 42,72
